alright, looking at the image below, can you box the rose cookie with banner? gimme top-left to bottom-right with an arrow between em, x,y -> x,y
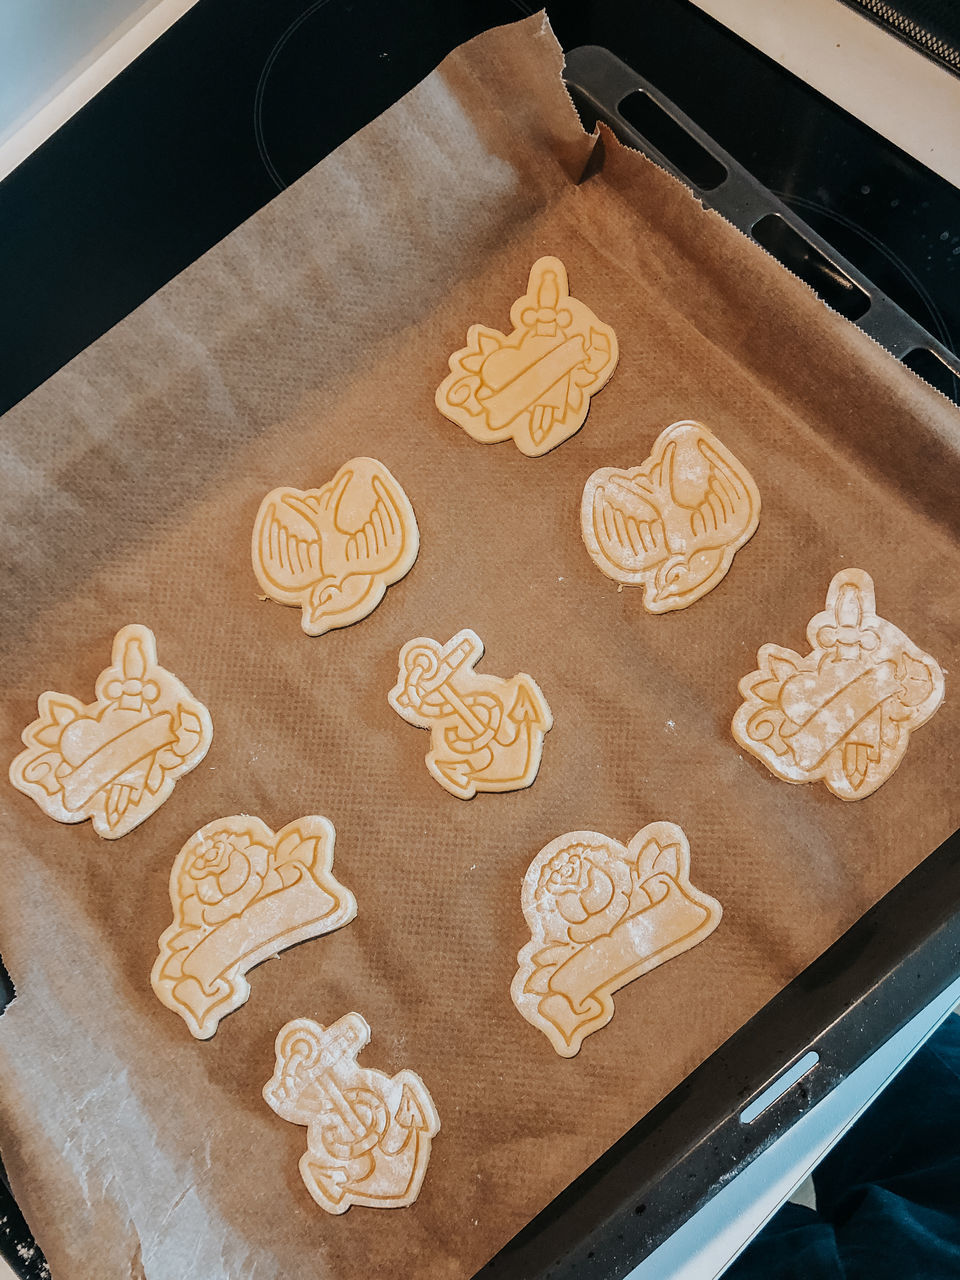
252,456 -> 419,636
9,624 -> 211,839
263,1012 -> 440,1214
436,256 -> 618,457
512,824 -> 722,1057
152,815 -> 356,1038
733,567 -> 945,799
581,420 -> 760,612
388,628 -> 553,799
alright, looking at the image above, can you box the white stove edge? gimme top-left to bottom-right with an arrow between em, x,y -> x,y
689,0 -> 960,190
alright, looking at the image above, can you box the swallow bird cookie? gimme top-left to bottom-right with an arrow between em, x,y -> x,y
581,420 -> 760,611
152,815 -> 356,1038
252,456 -> 419,636
512,823 -> 722,1057
436,256 -> 618,457
388,628 -> 553,799
9,624 -> 212,839
264,1013 -> 440,1213
733,568 -> 944,799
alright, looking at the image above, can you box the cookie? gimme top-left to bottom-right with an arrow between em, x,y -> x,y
9,624 -> 212,839
581,420 -> 760,612
263,1013 -> 440,1213
252,457 -> 419,636
511,823 -> 722,1057
388,628 -> 552,799
436,256 -> 618,457
732,567 -> 945,799
152,814 -> 356,1039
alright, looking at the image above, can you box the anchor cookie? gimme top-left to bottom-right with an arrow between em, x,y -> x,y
436,256 -> 618,457
252,457 -> 419,636
9,624 -> 212,839
732,568 -> 944,799
264,1013 -> 440,1213
581,421 -> 760,612
512,824 -> 722,1057
388,628 -> 553,799
152,815 -> 356,1039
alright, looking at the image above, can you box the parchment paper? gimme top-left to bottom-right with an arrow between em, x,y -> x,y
2,15 -> 959,1279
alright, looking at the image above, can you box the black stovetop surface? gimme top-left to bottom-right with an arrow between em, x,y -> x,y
1,0 -> 958,420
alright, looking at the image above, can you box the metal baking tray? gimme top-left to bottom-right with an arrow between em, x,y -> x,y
2,38 -> 959,1280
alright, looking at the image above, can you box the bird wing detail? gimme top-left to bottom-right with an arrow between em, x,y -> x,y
257,498 -> 324,594
681,439 -> 755,548
591,474 -> 668,576
339,474 -> 408,575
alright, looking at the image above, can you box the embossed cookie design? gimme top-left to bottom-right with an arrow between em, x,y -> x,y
152,815 -> 356,1039
581,420 -> 760,612
436,256 -> 618,457
388,628 -> 553,799
733,568 -> 944,799
512,824 -> 722,1057
264,1013 -> 440,1213
9,624 -> 212,839
252,456 -> 419,636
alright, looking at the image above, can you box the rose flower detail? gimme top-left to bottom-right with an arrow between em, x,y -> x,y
539,845 -> 627,943
186,829 -> 270,925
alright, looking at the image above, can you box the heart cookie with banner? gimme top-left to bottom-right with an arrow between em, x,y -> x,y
436,256 -> 618,456
9,624 -> 211,839
733,567 -> 945,799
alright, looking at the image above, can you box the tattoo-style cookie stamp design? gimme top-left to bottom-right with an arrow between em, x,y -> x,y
733,568 -> 944,800
436,256 -> 618,457
264,1013 -> 440,1214
152,815 -> 356,1039
512,824 -> 722,1057
252,457 -> 419,636
582,421 -> 760,612
9,624 -> 211,839
388,628 -> 553,799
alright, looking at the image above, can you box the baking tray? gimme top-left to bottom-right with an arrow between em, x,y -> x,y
2,38 -> 959,1280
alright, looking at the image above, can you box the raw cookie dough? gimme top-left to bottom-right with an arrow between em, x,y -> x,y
732,567 -> 945,799
512,823 -> 722,1057
152,814 -> 356,1039
263,1012 -> 440,1213
252,456 -> 419,636
9,624 -> 212,839
436,256 -> 618,457
388,628 -> 552,799
581,420 -> 760,612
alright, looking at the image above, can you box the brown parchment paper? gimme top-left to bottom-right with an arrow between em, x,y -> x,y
2,14 -> 959,1279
